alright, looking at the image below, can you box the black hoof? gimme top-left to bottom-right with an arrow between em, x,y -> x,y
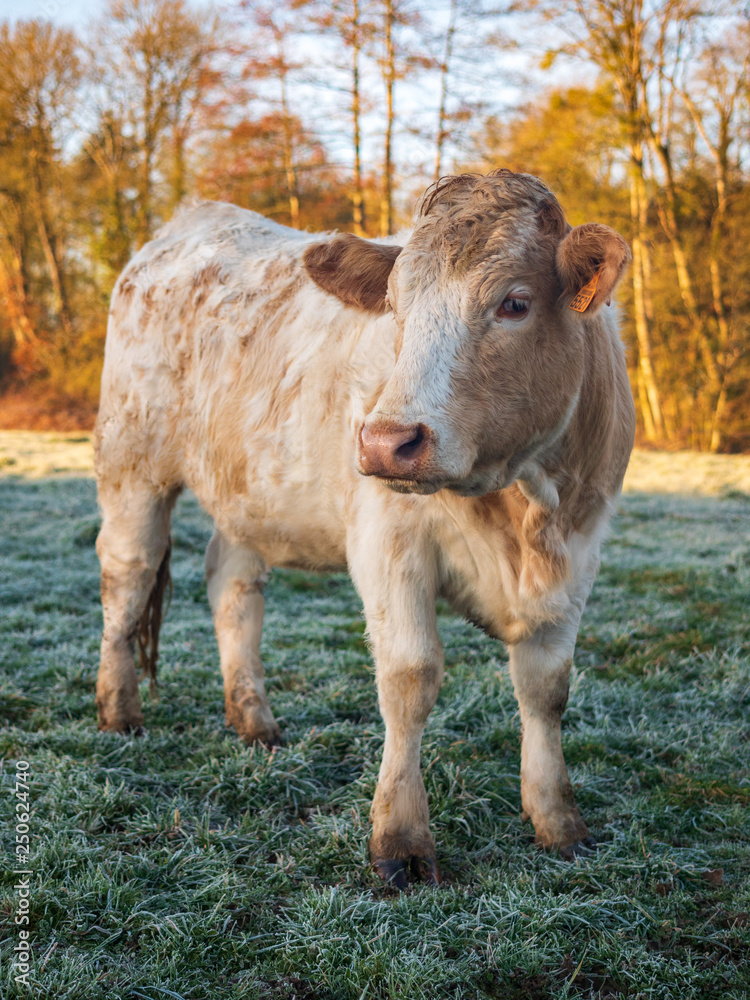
373,858 -> 408,890
259,733 -> 285,751
559,837 -> 598,861
131,725 -> 148,738
411,856 -> 441,885
373,856 -> 441,890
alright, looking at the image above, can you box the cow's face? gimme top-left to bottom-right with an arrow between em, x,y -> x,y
304,169 -> 630,497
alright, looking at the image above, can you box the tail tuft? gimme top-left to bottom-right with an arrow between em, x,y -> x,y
137,539 -> 172,698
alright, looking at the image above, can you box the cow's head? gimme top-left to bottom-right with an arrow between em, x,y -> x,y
303,169 -> 630,496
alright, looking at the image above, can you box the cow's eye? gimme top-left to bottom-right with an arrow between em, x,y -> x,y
497,294 -> 530,319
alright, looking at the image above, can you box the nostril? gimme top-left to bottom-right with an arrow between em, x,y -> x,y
358,420 -> 434,479
395,425 -> 425,458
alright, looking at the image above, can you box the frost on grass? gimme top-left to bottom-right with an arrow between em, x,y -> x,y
0,435 -> 748,999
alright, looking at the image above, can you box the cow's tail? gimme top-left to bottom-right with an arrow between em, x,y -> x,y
137,539 -> 173,699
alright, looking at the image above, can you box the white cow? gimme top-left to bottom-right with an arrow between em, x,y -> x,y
95,169 -> 635,887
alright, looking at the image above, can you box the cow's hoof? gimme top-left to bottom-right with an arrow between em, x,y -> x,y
98,721 -> 148,737
373,858 -> 409,890
97,713 -> 145,735
226,697 -> 282,749
233,719 -> 283,749
372,856 -> 441,890
255,727 -> 284,751
411,856 -> 441,885
559,837 -> 598,861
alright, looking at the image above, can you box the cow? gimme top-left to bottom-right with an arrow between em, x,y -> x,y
94,169 -> 635,888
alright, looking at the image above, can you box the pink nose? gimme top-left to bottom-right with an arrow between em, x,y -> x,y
358,420 -> 434,479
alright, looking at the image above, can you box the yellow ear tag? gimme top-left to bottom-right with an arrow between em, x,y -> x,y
569,269 -> 602,313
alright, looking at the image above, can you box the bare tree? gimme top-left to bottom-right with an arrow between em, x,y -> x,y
296,0 -> 377,234
102,0 -> 219,246
431,0 -> 503,181
238,3 -> 307,228
676,25 -> 749,449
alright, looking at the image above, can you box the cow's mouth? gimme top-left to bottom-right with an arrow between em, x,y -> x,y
378,476 -> 444,496
374,461 -> 515,498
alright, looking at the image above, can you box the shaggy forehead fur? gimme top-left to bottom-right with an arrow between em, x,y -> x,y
407,168 -> 569,276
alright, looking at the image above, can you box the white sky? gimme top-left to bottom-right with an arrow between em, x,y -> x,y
1,0 -> 95,27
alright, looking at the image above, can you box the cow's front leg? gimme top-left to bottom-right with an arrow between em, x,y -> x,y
205,530 -> 281,747
351,529 -> 443,888
508,620 -> 593,857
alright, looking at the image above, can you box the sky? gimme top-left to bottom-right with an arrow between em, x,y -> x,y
2,0 -> 95,26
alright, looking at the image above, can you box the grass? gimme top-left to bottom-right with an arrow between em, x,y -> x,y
0,434 -> 749,999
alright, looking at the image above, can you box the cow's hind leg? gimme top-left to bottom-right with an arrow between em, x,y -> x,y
96,484 -> 177,733
509,619 -> 594,858
205,530 -> 281,747
349,519 -> 444,889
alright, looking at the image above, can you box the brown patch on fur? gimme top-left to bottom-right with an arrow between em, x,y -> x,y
518,493 -> 570,597
263,257 -> 297,285
140,285 -> 156,322
192,261 -> 227,287
247,275 -> 305,341
303,234 -> 402,313
117,276 -> 137,299
475,485 -> 569,601
136,539 -> 172,697
556,224 -> 631,312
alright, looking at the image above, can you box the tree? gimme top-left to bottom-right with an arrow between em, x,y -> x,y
675,24 -> 749,449
196,111 -> 352,229
373,0 -> 428,235
0,19 -> 81,353
535,0 -> 670,442
235,2 -> 308,229
430,0 -> 507,180
97,0 -> 219,247
298,0 -> 378,234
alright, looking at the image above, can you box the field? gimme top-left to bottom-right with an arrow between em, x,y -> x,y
1,432 -> 749,999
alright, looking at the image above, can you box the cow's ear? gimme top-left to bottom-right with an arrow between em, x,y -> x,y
556,223 -> 631,316
303,234 -> 402,314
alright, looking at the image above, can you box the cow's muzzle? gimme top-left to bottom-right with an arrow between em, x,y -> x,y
357,419 -> 436,482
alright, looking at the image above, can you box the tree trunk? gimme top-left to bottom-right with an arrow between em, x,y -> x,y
137,64 -> 156,248
649,136 -> 722,418
434,0 -> 457,181
171,122 -> 187,212
628,158 -> 664,441
707,123 -> 731,452
278,56 -> 300,229
380,0 -> 395,237
0,253 -> 37,349
680,91 -> 734,452
351,0 -> 366,236
30,148 -> 72,338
